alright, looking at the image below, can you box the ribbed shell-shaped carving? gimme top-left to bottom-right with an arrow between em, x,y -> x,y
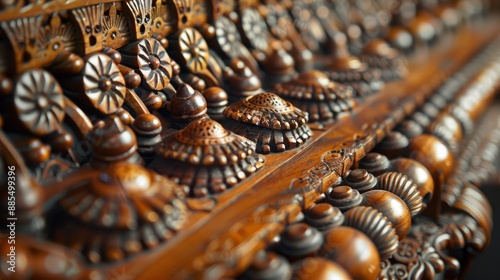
377,172 -> 423,216
223,92 -> 308,130
343,206 -> 399,260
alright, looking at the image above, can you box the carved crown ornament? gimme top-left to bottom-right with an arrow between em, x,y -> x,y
0,0 -> 498,279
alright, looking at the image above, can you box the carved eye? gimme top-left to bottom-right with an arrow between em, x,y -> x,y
85,25 -> 92,34
145,14 -> 151,23
136,16 -> 142,24
94,24 -> 101,33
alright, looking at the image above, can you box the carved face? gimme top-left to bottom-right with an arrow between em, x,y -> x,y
173,0 -> 208,29
125,0 -> 153,40
72,4 -> 104,54
151,0 -> 178,37
102,3 -> 130,49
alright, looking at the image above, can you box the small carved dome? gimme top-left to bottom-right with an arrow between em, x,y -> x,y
360,39 -> 407,81
55,162 -> 188,263
273,70 -> 356,123
151,118 -> 264,197
222,92 -> 312,153
169,83 -> 208,128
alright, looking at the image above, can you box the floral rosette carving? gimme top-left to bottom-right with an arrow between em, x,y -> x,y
215,16 -> 243,58
274,70 -> 357,123
178,27 -> 210,73
13,69 -> 65,136
150,118 -> 265,197
240,8 -> 270,52
222,92 -> 312,154
54,162 -> 188,263
120,37 -> 173,91
82,53 -> 126,114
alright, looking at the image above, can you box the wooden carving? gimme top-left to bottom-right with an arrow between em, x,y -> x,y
0,1 -> 498,279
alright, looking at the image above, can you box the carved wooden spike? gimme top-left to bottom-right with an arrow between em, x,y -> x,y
376,172 -> 423,217
343,206 -> 399,260
273,70 -> 357,123
223,92 -> 312,154
55,162 -> 188,263
151,118 -> 264,197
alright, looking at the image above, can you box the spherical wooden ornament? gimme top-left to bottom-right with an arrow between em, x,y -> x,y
361,190 -> 411,240
374,131 -> 409,159
243,251 -> 292,280
343,206 -> 399,260
402,134 -> 455,182
388,158 -> 434,210
376,172 -> 423,216
321,226 -> 381,280
427,113 -> 463,155
293,257 -> 352,280
395,119 -> 423,139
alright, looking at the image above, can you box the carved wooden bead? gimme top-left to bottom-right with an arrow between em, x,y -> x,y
326,186 -> 362,212
243,251 -> 292,280
343,206 -> 399,260
292,258 -> 352,280
374,131 -> 409,159
344,169 -> 377,193
376,172 -> 423,216
321,226 -> 381,280
151,118 -> 264,197
131,114 -> 162,157
262,47 -> 297,86
402,134 -> 455,181
16,137 -> 51,167
427,113 -> 463,155
388,158 -> 434,210
222,92 -> 312,154
395,119 -> 424,139
273,70 -> 357,123
202,86 -> 228,120
226,59 -> 263,98
169,83 -> 208,128
278,223 -> 323,261
55,162 -> 188,263
305,203 -> 344,231
357,153 -> 390,176
361,190 -> 411,240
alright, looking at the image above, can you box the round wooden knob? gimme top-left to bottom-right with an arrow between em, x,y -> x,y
278,223 -> 323,261
326,186 -> 362,212
402,134 -> 454,182
321,226 -> 380,280
243,251 -> 291,280
361,190 -> 411,240
293,257 -> 352,280
344,169 -> 377,193
388,158 -> 434,210
374,131 -> 409,159
395,119 -> 423,139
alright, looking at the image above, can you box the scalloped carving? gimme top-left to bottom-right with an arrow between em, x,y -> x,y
377,172 -> 423,216
343,206 -> 399,260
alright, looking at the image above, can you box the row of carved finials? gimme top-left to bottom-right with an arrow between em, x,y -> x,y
172,39 -> 500,279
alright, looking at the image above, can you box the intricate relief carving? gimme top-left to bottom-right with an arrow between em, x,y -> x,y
151,0 -> 178,37
240,8 -> 270,52
173,0 -> 209,29
377,172 -> 423,217
102,3 -> 130,49
71,4 -> 104,54
82,53 -> 126,114
13,69 -> 65,136
124,0 -> 153,40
